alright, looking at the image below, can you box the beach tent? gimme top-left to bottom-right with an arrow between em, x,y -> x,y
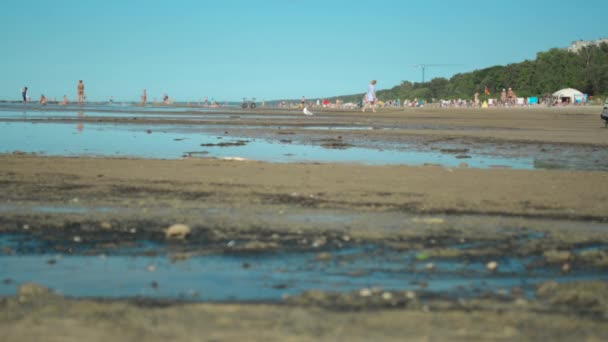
552,88 -> 584,104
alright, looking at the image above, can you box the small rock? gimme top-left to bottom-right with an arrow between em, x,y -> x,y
3,278 -> 14,285
129,228 -> 137,234
47,259 -> 57,265
315,252 -> 332,262
242,262 -> 251,269
359,288 -> 372,297
151,281 -> 159,289
73,236 -> 82,243
382,292 -> 393,301
312,237 -> 327,248
486,261 -> 499,272
227,240 -> 236,247
165,224 -> 191,240
22,224 -> 30,230
241,241 -> 278,251
562,263 -> 572,273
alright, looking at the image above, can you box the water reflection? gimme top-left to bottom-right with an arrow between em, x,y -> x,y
77,111 -> 85,133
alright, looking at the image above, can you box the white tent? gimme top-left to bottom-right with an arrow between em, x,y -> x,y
552,88 -> 584,104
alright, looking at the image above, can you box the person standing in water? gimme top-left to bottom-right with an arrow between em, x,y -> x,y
21,87 -> 28,103
77,80 -> 85,105
362,80 -> 377,113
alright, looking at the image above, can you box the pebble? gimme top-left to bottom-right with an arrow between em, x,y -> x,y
129,228 -> 137,234
486,261 -> 499,272
165,224 -> 191,240
22,224 -> 30,230
359,288 -> 372,297
73,236 -> 82,243
227,240 -> 236,247
312,237 -> 327,248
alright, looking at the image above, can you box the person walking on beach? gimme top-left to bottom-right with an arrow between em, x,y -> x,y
507,87 -> 516,105
362,80 -> 377,113
77,80 -> 85,105
141,89 -> 147,106
21,87 -> 28,103
500,89 -> 507,105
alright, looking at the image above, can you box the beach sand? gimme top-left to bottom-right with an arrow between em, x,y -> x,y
1,106 -> 607,341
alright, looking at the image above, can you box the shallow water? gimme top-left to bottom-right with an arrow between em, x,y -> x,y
1,234 -> 606,301
1,103 -> 606,170
0,121 -> 538,169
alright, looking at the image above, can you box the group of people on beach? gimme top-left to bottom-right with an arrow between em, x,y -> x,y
21,80 -> 86,106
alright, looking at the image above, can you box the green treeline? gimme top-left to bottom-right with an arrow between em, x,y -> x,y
333,43 -> 608,103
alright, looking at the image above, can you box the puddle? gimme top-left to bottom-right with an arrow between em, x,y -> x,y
1,105 -> 606,170
1,233 -> 607,301
0,121 -> 539,169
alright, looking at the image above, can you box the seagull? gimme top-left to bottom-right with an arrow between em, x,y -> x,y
303,106 -> 314,116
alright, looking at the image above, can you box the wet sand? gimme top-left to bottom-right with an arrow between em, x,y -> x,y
1,106 -> 608,340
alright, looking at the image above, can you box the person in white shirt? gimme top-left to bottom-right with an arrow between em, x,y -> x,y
362,80 -> 377,113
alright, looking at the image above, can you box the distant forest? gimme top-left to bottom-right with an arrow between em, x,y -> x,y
330,43 -> 608,104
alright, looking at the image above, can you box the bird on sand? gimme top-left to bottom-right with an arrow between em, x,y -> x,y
303,106 -> 314,116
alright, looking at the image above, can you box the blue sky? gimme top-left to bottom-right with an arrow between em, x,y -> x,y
1,0 -> 607,102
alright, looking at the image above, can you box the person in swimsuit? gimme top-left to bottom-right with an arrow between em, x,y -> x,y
77,80 -> 85,105
142,89 -> 147,106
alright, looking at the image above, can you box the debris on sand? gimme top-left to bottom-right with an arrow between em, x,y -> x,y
200,140 -> 249,147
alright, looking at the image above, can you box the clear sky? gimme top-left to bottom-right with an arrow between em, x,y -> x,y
1,0 -> 607,102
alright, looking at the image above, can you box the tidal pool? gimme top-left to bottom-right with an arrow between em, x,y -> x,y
1,234 -> 607,301
0,121 -> 538,169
